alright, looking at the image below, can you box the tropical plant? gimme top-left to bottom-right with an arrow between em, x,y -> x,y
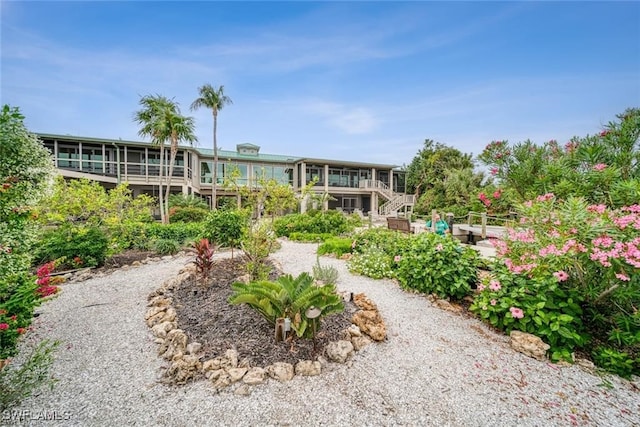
134,94 -> 197,223
35,225 -> 109,268
191,84 -> 233,209
152,238 -> 181,256
241,221 -> 277,280
168,193 -> 209,209
204,209 -> 248,255
192,238 -> 216,284
229,272 -> 344,339
396,233 -> 479,299
317,236 -> 354,257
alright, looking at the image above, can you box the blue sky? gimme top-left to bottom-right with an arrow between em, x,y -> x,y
1,1 -> 639,167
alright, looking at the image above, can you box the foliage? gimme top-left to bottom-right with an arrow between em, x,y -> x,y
191,83 -> 233,208
152,238 -> 181,256
347,245 -> 394,280
191,238 -> 216,284
592,347 -> 636,379
396,233 -> 479,299
288,232 -> 332,242
406,139 -> 484,215
0,105 -> 57,398
0,339 -> 59,412
470,263 -> 587,362
472,195 -> 639,371
169,206 -> 209,223
135,94 -> 197,223
351,228 -> 413,257
229,272 -> 344,339
478,108 -> 640,209
144,222 -> 206,244
312,257 -> 339,285
242,221 -> 278,281
35,225 -> 109,268
168,193 -> 208,209
317,237 -> 354,257
204,209 -> 247,249
273,210 -> 354,237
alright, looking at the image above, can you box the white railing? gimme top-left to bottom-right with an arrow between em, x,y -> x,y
379,194 -> 416,216
359,179 -> 393,200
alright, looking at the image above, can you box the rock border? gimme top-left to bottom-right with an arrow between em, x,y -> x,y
145,262 -> 387,394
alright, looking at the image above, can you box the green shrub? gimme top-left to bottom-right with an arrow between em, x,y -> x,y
35,225 -> 109,268
144,222 -> 206,244
0,273 -> 40,359
317,237 -> 353,257
470,264 -> 587,362
273,210 -> 354,237
352,228 -> 412,257
152,238 -> 181,255
288,232 -> 332,242
229,272 -> 344,339
242,221 -> 278,281
396,233 -> 479,300
168,193 -> 208,209
169,206 -> 209,223
592,347 -> 636,379
348,246 -> 394,279
205,209 -> 247,249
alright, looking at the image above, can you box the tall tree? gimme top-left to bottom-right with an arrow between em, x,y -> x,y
134,95 -> 196,223
191,84 -> 233,209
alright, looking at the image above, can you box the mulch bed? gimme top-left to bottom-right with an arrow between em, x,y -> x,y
171,257 -> 357,367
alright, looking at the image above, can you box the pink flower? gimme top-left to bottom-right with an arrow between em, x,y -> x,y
435,244 -> 443,251
493,190 -> 501,199
600,130 -> 609,137
490,299 -> 497,306
0,323 -> 8,331
477,284 -> 486,291
393,255 -> 401,263
593,163 -> 607,172
615,273 -> 630,281
553,271 -> 569,282
489,280 -> 501,291
490,167 -> 499,176
510,307 -> 524,319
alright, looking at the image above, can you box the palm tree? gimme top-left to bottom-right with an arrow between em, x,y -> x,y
191,84 -> 232,209
134,95 -> 197,223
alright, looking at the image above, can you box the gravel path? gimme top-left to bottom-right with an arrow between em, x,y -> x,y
7,240 -> 639,426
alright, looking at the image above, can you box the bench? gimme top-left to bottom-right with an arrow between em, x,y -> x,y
387,217 -> 414,234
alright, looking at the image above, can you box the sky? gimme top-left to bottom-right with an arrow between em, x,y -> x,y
1,1 -> 639,167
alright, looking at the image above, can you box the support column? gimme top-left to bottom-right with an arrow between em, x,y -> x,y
323,164 -> 329,211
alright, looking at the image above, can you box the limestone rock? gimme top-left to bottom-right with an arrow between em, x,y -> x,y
206,369 -> 225,380
186,342 -> 202,355
295,360 -> 322,376
510,330 -> 550,361
227,367 -> 248,383
223,349 -> 239,369
353,293 -> 378,311
159,329 -> 188,360
234,384 -> 252,396
212,373 -> 231,389
266,362 -> 295,382
243,367 -> 266,385
147,295 -> 172,308
352,310 -> 387,341
326,340 -> 354,363
347,324 -> 362,337
165,354 -> 201,385
351,335 -> 372,351
202,359 -> 222,372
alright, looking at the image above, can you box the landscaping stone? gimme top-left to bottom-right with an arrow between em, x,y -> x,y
266,362 -> 295,382
326,340 -> 354,363
295,360 -> 322,376
510,330 -> 550,361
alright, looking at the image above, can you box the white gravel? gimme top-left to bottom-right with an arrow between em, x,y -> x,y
6,240 -> 639,426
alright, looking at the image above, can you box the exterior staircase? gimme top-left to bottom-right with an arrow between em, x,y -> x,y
359,179 -> 415,216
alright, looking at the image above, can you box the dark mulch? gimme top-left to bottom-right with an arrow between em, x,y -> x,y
171,257 -> 357,367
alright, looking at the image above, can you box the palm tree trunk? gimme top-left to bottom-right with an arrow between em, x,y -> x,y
212,110 -> 218,210
165,136 -> 178,224
158,143 -> 166,224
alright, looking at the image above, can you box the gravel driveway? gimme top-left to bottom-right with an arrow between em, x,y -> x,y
7,240 -> 639,426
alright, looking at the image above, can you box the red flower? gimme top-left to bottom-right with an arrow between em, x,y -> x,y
493,190 -> 501,199
0,323 -> 8,331
9,315 -> 16,321
17,328 -> 26,334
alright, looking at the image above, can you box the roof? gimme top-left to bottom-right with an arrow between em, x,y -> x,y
35,132 -> 400,169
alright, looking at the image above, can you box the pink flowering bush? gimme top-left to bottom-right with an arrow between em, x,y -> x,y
472,195 -> 639,374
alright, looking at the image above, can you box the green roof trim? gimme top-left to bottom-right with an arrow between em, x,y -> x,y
35,132 -> 399,168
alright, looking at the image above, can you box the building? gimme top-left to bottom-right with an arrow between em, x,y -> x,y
38,133 -> 414,217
